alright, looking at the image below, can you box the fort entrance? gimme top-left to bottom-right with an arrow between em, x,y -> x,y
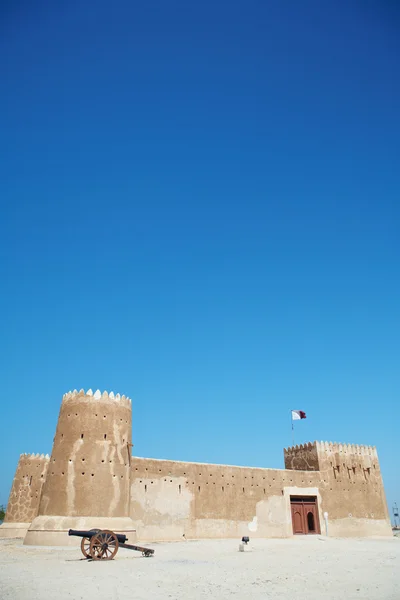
290,496 -> 320,535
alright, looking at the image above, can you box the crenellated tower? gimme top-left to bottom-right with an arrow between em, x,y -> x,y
0,453 -> 50,538
24,389 -> 136,546
284,440 -> 381,474
284,440 -> 391,536
284,442 -> 320,471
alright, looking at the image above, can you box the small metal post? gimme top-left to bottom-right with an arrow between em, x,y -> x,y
393,503 -> 399,528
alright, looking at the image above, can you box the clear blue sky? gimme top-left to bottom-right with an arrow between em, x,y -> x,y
1,1 -> 399,520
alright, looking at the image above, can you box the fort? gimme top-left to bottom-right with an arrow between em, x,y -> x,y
0,388 -> 392,544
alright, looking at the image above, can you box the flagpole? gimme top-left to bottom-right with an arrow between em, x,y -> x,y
291,410 -> 294,446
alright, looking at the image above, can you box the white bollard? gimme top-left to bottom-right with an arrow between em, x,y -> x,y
239,543 -> 244,552
324,511 -> 329,536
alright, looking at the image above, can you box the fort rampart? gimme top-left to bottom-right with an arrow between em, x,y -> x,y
129,440 -> 391,541
1,389 -> 392,544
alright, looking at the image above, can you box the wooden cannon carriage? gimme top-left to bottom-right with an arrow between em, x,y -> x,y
68,529 -> 154,561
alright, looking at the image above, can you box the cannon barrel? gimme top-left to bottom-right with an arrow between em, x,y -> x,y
68,529 -> 128,543
68,529 -> 97,539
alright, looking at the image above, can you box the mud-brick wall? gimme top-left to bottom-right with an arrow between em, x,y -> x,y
37,389 -> 132,518
4,453 -> 49,524
314,441 -> 391,536
130,457 -> 321,541
285,441 -> 392,537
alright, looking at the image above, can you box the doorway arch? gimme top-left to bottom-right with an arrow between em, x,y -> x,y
307,511 -> 315,532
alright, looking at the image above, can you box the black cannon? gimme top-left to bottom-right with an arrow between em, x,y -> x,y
68,528 -> 154,561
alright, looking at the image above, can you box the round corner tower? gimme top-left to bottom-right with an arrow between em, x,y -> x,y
0,453 -> 50,539
24,389 -> 136,546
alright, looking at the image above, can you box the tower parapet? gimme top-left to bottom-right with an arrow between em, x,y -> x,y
285,440 -> 380,472
0,453 -> 50,538
284,442 -> 320,471
24,389 -> 136,546
316,440 -> 377,458
61,388 -> 132,408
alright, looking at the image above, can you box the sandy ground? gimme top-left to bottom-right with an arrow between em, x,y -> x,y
0,536 -> 398,600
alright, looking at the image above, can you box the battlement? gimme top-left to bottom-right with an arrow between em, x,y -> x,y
20,453 -> 50,460
62,388 -> 132,408
284,441 -> 378,456
284,442 -> 319,471
284,442 -> 316,454
316,441 -> 378,457
284,441 -> 379,471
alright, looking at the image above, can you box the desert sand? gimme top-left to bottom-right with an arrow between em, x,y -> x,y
0,536 -> 398,600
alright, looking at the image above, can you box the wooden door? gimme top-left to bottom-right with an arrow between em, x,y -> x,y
291,503 -> 305,534
290,497 -> 320,535
303,502 -> 320,534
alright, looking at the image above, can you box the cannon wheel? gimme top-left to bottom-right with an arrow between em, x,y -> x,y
80,529 -> 101,559
89,530 -> 119,561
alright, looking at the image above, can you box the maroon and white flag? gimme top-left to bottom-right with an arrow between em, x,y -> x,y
291,410 -> 306,420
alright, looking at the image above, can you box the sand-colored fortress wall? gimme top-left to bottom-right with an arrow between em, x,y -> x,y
24,389 -> 136,546
313,441 -> 391,536
284,441 -> 391,537
130,457 -> 322,541
2,385 -> 391,544
0,453 -> 49,538
130,442 -> 392,541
